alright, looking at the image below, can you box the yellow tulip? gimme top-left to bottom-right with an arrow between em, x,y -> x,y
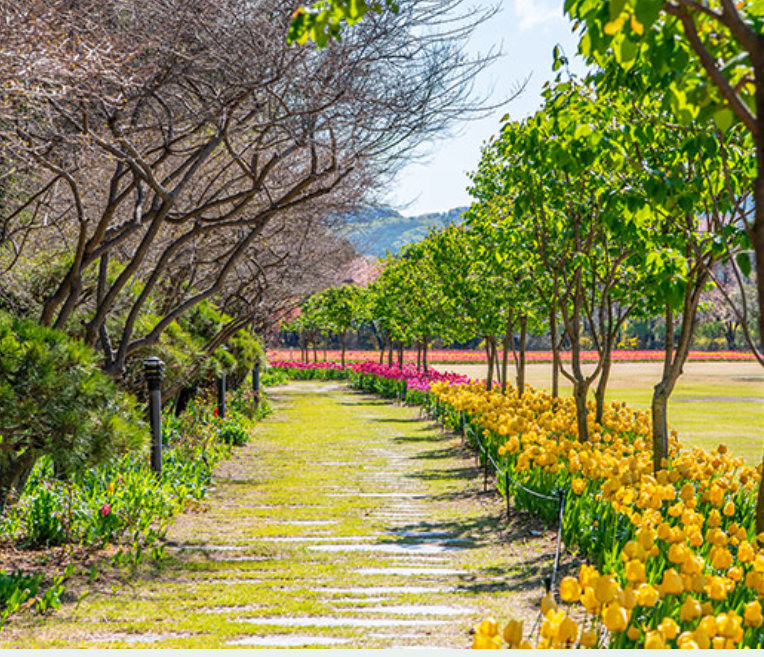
503,619 -> 523,646
660,568 -> 684,596
644,630 -> 666,649
624,560 -> 645,584
658,617 -> 679,640
744,600 -> 763,628
679,596 -> 702,623
602,602 -> 629,633
594,575 -> 619,604
559,576 -> 581,603
579,629 -> 598,648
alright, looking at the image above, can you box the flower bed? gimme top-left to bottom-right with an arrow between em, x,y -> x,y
268,349 -> 758,365
349,362 -> 469,405
268,360 -> 351,380
350,364 -> 764,649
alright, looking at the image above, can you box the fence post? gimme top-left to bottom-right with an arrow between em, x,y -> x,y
505,471 -> 511,520
483,445 -> 489,492
252,363 -> 261,410
217,373 -> 227,419
144,357 -> 164,475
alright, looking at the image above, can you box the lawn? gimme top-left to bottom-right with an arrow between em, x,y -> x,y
446,361 -> 764,465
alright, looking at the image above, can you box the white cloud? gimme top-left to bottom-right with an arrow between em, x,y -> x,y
513,0 -> 564,32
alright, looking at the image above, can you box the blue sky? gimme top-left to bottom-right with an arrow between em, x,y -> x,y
386,0 -> 586,216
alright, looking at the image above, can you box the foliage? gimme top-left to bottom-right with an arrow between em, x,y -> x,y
0,569 -> 67,631
289,0 -> 399,47
0,312 -> 145,508
269,361 -> 351,380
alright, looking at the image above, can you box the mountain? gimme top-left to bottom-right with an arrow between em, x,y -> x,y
342,207 -> 467,257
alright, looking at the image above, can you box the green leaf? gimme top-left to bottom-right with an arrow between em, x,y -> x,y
737,252 -> 753,278
609,0 -> 627,20
713,107 -> 735,133
633,0 -> 662,30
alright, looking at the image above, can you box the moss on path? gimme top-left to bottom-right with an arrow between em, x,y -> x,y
0,382 -> 563,648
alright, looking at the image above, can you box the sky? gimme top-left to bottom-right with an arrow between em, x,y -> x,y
386,0 -> 586,216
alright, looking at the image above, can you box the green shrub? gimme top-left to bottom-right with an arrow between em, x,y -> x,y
217,418 -> 249,446
0,313 -> 145,509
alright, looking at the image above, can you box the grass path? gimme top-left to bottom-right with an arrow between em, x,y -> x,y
0,382 -> 561,649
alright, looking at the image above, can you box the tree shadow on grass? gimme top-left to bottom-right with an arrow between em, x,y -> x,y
402,467 -> 478,484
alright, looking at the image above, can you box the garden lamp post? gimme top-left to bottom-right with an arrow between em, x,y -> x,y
144,357 -> 164,475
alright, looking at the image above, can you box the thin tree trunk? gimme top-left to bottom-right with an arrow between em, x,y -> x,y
398,341 -> 404,368
594,350 -> 612,424
417,342 -> 422,371
422,335 -> 428,373
517,316 -> 527,397
573,382 -> 590,443
485,336 -> 494,390
340,333 -> 346,367
550,303 -> 560,399
501,318 -> 512,394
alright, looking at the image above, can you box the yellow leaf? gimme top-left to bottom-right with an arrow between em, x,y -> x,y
604,16 -> 626,35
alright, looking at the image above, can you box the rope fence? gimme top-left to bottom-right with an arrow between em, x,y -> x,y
426,399 -> 569,602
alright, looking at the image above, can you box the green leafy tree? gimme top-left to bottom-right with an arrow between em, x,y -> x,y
564,0 -> 764,529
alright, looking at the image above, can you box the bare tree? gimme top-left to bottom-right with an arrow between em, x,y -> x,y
0,0 -> 495,375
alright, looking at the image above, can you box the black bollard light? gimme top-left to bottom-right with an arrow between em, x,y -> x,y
252,363 -> 261,409
217,372 -> 226,420
144,357 -> 165,474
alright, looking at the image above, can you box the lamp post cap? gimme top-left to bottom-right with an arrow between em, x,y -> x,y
143,357 -> 165,381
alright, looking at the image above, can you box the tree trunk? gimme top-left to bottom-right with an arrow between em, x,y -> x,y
573,382 -> 590,443
550,304 -> 560,399
652,382 -> 670,473
422,335 -> 428,373
594,353 -> 612,425
517,316 -> 527,397
398,341 -> 404,368
416,342 -> 421,371
340,333 -> 347,367
485,336 -> 495,390
0,449 -> 38,511
388,340 -> 394,367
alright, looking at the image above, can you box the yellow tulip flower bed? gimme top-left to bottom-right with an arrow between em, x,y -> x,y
426,380 -> 764,649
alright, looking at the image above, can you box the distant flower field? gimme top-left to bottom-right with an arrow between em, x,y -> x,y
267,349 -> 757,365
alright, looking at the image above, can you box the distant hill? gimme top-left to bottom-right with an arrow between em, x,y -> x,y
342,207 -> 467,257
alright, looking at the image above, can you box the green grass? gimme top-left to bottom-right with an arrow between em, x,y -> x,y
0,382 -> 558,648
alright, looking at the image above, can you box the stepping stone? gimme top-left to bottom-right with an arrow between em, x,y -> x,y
387,531 -> 463,539
333,605 -> 472,616
320,586 -> 453,595
172,545 -> 248,552
356,567 -> 466,576
228,636 -> 353,647
239,617 -> 450,628
263,536 -> 378,543
90,634 -> 192,644
330,597 -> 389,604
309,543 -> 463,554
326,493 -> 426,498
